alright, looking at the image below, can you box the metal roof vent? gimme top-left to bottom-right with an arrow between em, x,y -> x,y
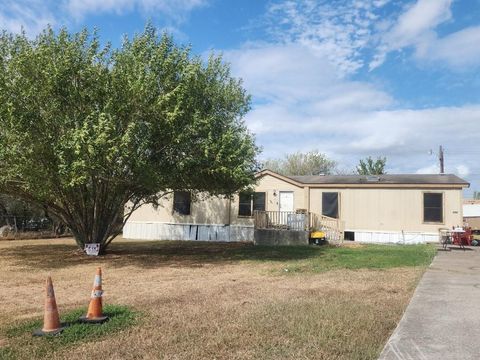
366,175 -> 380,182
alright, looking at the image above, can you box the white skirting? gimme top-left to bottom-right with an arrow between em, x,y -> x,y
123,222 -> 254,242
351,230 -> 439,245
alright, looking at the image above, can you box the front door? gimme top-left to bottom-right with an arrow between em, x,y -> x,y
279,191 -> 294,226
279,191 -> 294,212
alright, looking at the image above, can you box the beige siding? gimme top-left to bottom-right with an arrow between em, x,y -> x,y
127,174 -> 305,226
127,194 -> 230,225
465,217 -> 480,230
309,187 -> 463,232
252,174 -> 305,212
126,173 -> 465,235
229,174 -> 305,225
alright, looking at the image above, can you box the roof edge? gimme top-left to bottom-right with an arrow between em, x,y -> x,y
256,170 -> 470,187
255,169 -> 305,187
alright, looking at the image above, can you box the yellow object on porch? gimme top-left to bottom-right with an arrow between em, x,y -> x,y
310,231 -> 326,239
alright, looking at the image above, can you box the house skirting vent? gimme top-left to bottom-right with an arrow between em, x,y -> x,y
348,230 -> 438,244
123,222 -> 254,242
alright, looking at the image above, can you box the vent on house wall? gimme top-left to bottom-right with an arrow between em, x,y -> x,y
344,231 -> 355,241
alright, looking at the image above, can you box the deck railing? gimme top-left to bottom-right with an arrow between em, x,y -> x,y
254,211 -> 308,231
309,213 -> 345,242
254,210 -> 344,241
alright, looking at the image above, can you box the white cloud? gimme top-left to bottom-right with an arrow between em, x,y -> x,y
262,0 -> 480,73
455,165 -> 470,177
227,45 -> 480,180
224,43 -> 393,141
225,42 -> 393,108
65,0 -> 207,22
369,0 -> 480,70
262,0 -> 390,77
66,0 -> 135,17
224,40 -> 480,182
417,164 -> 470,177
225,43 -> 338,101
0,1 -> 56,37
0,0 -> 207,36
416,25 -> 480,68
249,100 -> 480,181
249,102 -> 480,156
416,164 -> 439,174
386,0 -> 452,49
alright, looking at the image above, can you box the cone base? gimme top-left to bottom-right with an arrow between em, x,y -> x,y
33,325 -> 66,337
78,315 -> 109,324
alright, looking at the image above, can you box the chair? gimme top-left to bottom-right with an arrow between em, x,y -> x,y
462,227 -> 473,246
451,228 -> 471,249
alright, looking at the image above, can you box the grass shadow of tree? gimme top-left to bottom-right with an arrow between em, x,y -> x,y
2,240 -> 326,270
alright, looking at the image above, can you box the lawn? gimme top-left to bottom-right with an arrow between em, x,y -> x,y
0,238 -> 436,360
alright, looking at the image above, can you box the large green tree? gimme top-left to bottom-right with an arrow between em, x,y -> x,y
0,25 -> 258,253
263,150 -> 337,176
356,156 -> 387,175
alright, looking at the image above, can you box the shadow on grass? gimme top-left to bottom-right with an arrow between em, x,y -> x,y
2,240 -> 326,270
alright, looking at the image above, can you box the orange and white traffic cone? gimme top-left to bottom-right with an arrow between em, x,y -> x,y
79,267 -> 108,323
33,276 -> 66,336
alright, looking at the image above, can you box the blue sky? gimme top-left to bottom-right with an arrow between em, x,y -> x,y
1,0 -> 479,195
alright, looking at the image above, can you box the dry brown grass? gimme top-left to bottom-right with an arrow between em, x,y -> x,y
0,238 -> 427,360
0,231 -> 69,240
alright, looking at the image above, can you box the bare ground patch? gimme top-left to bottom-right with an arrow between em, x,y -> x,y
0,238 -> 428,360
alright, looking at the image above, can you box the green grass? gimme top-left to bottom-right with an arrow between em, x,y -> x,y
2,240 -> 436,274
0,240 -> 436,359
113,241 -> 435,274
1,304 -> 138,359
270,244 -> 437,274
108,241 -> 436,275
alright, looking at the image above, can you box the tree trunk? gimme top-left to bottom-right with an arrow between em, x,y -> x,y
51,183 -> 129,254
66,206 -> 123,254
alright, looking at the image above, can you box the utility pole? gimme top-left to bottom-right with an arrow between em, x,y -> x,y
439,145 -> 444,174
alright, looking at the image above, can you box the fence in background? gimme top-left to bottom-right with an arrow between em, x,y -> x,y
0,216 -> 67,238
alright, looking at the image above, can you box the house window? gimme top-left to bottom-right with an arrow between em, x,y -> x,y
238,192 -> 266,216
253,192 -> 266,212
173,191 -> 191,215
424,193 -> 443,223
322,192 -> 339,218
239,193 -> 252,216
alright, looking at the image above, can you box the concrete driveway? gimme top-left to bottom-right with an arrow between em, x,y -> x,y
380,246 -> 480,360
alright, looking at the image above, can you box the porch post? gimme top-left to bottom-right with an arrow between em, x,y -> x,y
305,186 -> 311,230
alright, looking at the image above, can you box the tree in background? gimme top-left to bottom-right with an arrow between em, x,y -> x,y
473,191 -> 480,200
263,150 -> 337,176
356,156 -> 387,175
0,195 -> 44,219
0,25 -> 258,253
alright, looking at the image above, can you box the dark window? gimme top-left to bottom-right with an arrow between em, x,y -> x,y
239,192 -> 266,216
322,192 -> 339,218
253,192 -> 266,212
173,191 -> 191,215
424,193 -> 443,223
239,193 -> 252,216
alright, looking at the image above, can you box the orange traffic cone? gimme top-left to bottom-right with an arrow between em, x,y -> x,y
33,276 -> 66,336
79,267 -> 108,323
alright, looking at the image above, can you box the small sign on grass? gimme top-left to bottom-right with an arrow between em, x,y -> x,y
84,243 -> 100,256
